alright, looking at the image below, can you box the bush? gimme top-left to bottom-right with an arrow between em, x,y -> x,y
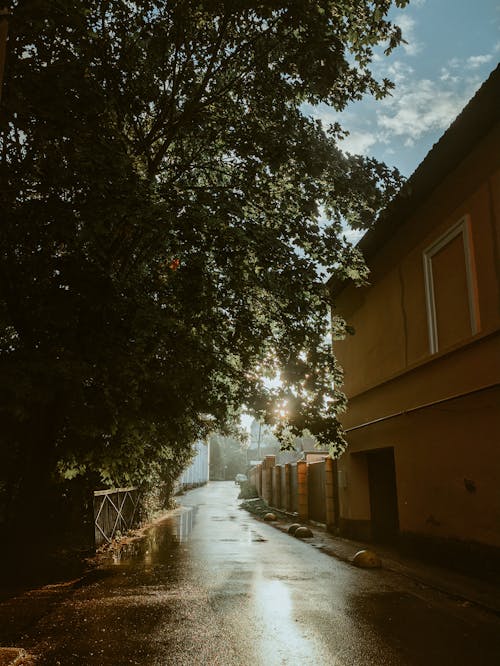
238,481 -> 259,500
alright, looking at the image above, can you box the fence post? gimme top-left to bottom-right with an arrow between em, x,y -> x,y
257,463 -> 263,497
273,465 -> 281,508
325,457 -> 336,531
284,463 -> 291,512
297,460 -> 308,521
263,455 -> 275,504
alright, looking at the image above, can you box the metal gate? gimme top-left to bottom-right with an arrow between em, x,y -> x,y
93,487 -> 140,547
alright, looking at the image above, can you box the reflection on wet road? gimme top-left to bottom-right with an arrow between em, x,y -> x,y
25,482 -> 500,665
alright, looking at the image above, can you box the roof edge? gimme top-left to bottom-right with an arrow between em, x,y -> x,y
328,64 -> 500,299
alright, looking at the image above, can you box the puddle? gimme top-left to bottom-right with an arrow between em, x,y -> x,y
176,507 -> 195,541
104,506 -> 196,566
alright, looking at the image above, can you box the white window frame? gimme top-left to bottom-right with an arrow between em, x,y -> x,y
423,215 -> 479,354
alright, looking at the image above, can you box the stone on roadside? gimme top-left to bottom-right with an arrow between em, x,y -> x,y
264,512 -> 277,521
294,526 -> 313,539
287,523 -> 302,535
351,549 -> 381,568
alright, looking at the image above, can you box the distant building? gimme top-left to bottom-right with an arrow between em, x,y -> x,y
329,66 -> 500,564
177,440 -> 210,490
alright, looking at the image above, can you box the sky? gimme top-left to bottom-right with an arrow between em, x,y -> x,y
243,1 -> 500,434
305,0 -> 500,179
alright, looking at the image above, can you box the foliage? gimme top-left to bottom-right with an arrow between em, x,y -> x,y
248,418 -> 280,460
0,1 -> 406,518
238,480 -> 259,500
209,433 -> 248,480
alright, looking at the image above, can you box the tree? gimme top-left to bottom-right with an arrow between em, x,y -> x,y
249,418 -> 279,457
209,433 -> 247,480
0,1 -> 406,527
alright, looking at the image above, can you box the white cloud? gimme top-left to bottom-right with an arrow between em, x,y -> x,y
306,105 -> 337,129
342,226 -> 364,245
371,45 -> 497,150
385,60 -> 415,85
339,130 -> 377,156
377,78 -> 478,142
466,54 -> 494,69
308,106 -> 378,156
439,67 -> 459,83
308,60 -> 479,157
303,40 -> 495,166
395,15 -> 423,56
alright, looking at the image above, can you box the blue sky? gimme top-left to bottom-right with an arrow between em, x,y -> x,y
306,0 -> 499,178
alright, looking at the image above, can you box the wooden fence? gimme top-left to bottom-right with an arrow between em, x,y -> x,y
93,487 -> 141,547
290,464 -> 298,514
308,460 -> 326,523
248,455 -> 337,530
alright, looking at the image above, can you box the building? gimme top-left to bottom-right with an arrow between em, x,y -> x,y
176,440 -> 210,490
329,66 -> 500,566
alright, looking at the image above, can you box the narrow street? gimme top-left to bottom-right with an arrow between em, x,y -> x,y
5,482 -> 500,665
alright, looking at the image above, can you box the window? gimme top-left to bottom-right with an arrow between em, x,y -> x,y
423,216 -> 479,354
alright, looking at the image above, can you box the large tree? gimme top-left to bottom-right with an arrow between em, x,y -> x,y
0,0 -> 405,523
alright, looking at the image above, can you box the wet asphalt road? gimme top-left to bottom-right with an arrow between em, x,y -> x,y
19,482 -> 500,665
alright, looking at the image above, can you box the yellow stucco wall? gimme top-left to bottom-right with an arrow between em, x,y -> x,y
336,125 -> 500,399
333,120 -> 500,548
338,386 -> 500,547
